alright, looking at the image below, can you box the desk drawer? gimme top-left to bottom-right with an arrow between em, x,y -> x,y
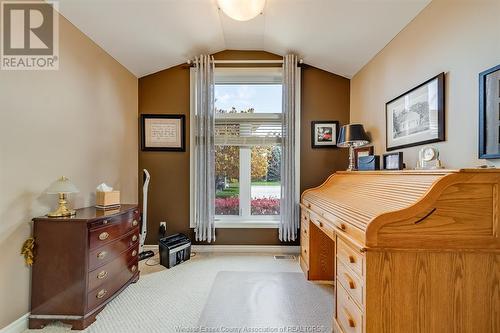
337,282 -> 363,333
310,213 -> 335,241
337,238 -> 364,277
337,261 -> 364,307
89,230 -> 139,271
89,214 -> 139,250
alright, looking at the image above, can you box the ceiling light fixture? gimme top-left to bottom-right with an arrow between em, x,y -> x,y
217,0 -> 266,21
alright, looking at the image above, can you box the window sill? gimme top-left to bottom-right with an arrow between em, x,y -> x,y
215,219 -> 279,229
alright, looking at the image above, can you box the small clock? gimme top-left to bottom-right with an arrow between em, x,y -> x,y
417,146 -> 444,169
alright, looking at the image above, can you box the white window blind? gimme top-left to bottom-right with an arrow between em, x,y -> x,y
215,113 -> 282,146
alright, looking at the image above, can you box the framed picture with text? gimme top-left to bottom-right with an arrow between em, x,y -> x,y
386,73 -> 445,151
311,120 -> 339,148
141,114 -> 185,152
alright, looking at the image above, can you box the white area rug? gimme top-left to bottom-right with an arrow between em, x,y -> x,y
26,253 -> 327,333
198,271 -> 333,332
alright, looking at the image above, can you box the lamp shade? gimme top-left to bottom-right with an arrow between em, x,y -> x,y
46,176 -> 79,194
337,124 -> 370,148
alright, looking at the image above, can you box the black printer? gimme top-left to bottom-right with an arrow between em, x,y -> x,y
158,233 -> 191,268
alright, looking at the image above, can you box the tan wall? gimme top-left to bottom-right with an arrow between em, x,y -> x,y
0,16 -> 138,328
139,50 -> 349,245
350,0 -> 500,169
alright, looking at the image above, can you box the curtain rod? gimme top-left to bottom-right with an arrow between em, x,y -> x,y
186,59 -> 304,67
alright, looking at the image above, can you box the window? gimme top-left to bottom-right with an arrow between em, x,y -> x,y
214,68 -> 282,227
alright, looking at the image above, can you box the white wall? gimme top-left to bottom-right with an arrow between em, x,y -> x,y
350,0 -> 500,169
0,15 -> 138,328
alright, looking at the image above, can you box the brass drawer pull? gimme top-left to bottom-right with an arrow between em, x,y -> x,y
131,265 -> 137,272
97,251 -> 107,259
102,219 -> 109,225
348,255 -> 356,264
344,273 -> 356,289
132,250 -> 137,257
98,232 -> 109,241
97,271 -> 108,279
132,219 -> 138,227
342,308 -> 356,328
132,234 -> 138,242
96,289 -> 107,299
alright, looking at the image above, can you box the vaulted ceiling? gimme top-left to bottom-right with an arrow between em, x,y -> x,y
58,0 -> 430,78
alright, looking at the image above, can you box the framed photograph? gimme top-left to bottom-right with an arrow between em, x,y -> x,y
354,146 -> 374,170
311,121 -> 339,148
386,73 -> 445,151
479,64 -> 500,159
383,152 -> 404,170
141,114 -> 185,152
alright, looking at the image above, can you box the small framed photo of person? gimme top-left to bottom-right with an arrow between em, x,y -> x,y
311,121 -> 339,148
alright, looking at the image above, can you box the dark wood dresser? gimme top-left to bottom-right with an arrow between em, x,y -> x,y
29,204 -> 140,330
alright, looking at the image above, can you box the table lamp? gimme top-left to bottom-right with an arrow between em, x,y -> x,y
337,124 -> 370,171
46,176 -> 79,217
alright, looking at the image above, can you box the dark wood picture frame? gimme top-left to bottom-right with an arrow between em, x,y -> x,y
478,64 -> 500,159
354,146 -> 374,170
140,114 -> 186,152
311,120 -> 340,148
383,152 -> 404,170
386,73 -> 445,151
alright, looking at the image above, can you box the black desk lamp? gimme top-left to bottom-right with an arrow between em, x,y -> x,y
337,124 -> 370,171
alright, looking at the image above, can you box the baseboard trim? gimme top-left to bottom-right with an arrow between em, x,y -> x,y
0,313 -> 29,333
143,244 -> 300,254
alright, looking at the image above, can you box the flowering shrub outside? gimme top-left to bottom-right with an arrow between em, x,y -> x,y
215,197 -> 239,215
215,197 -> 280,216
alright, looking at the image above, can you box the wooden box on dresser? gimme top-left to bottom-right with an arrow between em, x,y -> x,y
300,170 -> 499,333
29,204 -> 140,330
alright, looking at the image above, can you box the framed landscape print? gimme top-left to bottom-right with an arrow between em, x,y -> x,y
141,114 -> 185,151
386,73 -> 445,151
311,120 -> 339,148
479,64 -> 500,159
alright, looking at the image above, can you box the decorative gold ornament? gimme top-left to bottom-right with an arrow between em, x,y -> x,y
21,237 -> 35,266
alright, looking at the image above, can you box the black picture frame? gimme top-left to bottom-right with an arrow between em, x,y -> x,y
383,152 -> 404,170
478,64 -> 500,159
311,120 -> 340,148
386,73 -> 445,151
140,114 -> 186,152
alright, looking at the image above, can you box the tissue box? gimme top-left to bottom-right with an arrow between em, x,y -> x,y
96,191 -> 120,207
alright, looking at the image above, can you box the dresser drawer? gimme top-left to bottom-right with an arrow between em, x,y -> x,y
88,248 -> 139,292
337,238 -> 364,277
89,214 -> 139,250
337,261 -> 364,307
337,282 -> 363,333
310,212 -> 335,241
89,230 -> 139,271
87,261 -> 138,311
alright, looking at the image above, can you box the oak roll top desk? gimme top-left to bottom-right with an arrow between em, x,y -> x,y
299,169 -> 499,333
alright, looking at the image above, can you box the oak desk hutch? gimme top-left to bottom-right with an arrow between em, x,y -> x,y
300,169 -> 499,333
29,204 -> 140,330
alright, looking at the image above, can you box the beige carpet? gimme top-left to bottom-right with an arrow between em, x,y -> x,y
26,253 -> 332,333
198,271 -> 333,332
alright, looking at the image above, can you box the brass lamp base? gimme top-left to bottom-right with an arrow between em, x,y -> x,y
47,193 -> 76,218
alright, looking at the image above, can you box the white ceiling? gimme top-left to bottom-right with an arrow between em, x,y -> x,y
58,0 -> 430,78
